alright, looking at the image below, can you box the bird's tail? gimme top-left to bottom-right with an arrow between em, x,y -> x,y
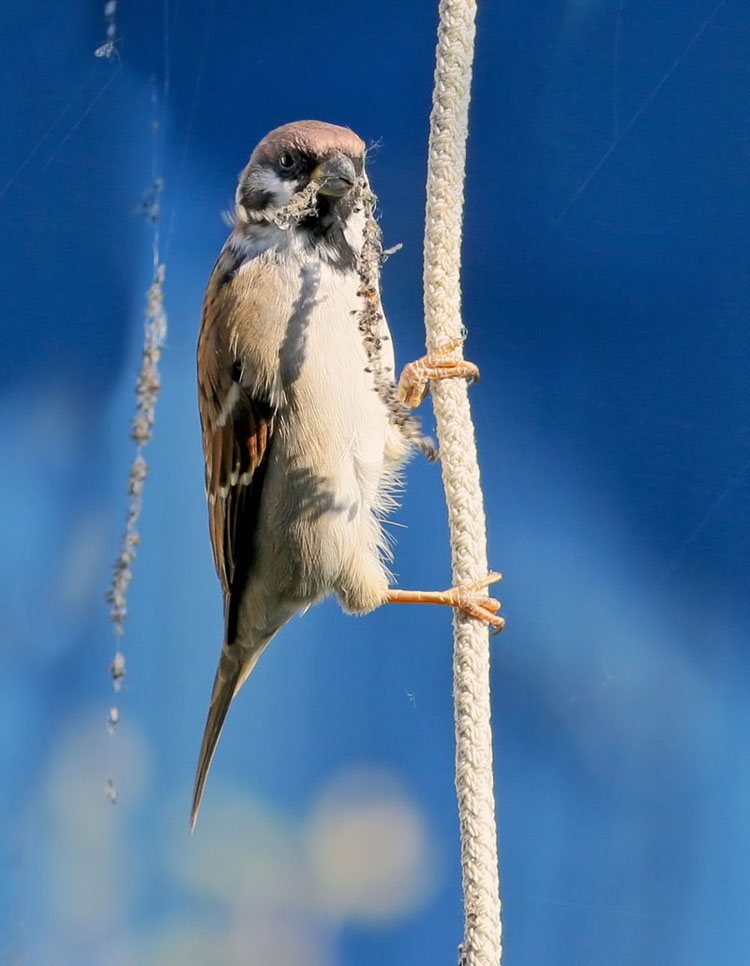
190,641 -> 268,831
191,648 -> 241,831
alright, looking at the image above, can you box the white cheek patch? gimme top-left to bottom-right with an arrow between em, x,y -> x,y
239,168 -> 297,209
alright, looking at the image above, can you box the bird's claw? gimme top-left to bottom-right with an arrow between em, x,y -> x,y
447,572 -> 505,634
398,338 -> 480,409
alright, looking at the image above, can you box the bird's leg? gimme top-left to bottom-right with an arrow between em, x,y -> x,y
385,572 -> 505,633
398,338 -> 480,410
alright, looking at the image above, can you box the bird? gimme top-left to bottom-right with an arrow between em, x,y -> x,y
192,120 -> 503,829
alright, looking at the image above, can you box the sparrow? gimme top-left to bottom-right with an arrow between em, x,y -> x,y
192,120 -> 502,828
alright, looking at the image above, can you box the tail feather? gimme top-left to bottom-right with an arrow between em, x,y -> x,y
190,650 -> 242,832
190,634 -> 274,831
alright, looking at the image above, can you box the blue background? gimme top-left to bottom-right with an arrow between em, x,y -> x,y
2,1 -> 748,963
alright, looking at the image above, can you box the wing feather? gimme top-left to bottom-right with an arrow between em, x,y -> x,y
197,254 -> 277,608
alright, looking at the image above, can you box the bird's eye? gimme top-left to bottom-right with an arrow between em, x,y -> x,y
278,152 -> 296,171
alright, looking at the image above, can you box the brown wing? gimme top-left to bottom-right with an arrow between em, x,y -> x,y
202,387 -> 274,597
197,254 -> 276,611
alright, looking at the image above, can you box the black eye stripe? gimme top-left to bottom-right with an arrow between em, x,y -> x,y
276,151 -> 362,176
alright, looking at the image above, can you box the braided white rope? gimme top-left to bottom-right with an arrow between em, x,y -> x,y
423,1 -> 503,963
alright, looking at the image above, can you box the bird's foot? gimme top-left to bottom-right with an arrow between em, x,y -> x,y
397,339 -> 480,409
385,571 -> 504,633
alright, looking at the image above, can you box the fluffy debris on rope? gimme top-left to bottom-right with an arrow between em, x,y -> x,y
106,266 -> 167,696
94,0 -> 118,58
356,183 -> 437,460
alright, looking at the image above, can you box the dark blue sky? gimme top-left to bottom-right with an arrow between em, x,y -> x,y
2,1 -> 749,963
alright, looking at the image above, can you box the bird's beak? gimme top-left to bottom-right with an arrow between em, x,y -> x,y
311,152 -> 357,197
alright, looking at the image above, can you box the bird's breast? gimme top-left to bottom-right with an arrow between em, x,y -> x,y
249,256 -> 393,594
277,258 -> 389,468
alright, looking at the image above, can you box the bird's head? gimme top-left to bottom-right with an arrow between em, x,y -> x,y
236,120 -> 366,219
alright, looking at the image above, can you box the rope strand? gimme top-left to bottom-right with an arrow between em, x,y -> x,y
423,1 -> 503,962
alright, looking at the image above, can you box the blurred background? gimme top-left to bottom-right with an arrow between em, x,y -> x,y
2,0 -> 748,963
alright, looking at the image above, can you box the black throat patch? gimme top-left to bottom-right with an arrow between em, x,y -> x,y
298,194 -> 359,273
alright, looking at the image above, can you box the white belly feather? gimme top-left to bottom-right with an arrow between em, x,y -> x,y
253,255 -> 398,611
